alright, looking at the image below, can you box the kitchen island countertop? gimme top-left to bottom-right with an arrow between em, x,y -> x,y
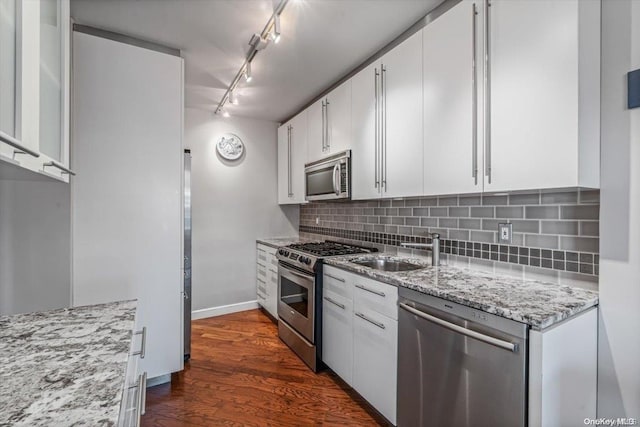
0,300 -> 137,426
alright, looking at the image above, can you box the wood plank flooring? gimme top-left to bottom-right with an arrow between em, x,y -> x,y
142,309 -> 388,426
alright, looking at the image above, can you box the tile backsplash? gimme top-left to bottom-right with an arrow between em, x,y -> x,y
299,190 -> 600,280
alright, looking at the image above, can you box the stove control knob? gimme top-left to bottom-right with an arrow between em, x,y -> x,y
300,256 -> 308,264
278,249 -> 284,256
304,258 -> 312,265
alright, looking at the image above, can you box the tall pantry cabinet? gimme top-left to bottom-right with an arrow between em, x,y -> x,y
72,28 -> 184,380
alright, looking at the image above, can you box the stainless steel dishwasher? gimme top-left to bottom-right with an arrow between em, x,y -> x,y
397,287 -> 528,427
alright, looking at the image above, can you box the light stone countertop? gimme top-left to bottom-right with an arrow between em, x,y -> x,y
0,300 -> 137,426
324,254 -> 598,330
257,237 -> 320,249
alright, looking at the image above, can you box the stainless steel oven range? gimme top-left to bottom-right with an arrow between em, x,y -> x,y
276,241 -> 377,371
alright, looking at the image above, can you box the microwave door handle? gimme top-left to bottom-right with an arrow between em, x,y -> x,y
332,163 -> 340,196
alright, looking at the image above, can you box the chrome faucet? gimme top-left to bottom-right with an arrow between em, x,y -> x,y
400,233 -> 440,266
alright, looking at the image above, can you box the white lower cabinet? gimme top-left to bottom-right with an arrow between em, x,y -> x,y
118,314 -> 148,427
528,307 -> 597,426
322,290 -> 353,385
322,265 -> 398,425
256,244 -> 278,319
352,304 -> 398,424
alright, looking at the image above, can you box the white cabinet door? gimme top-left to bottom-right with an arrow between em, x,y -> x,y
277,123 -> 290,204
485,0 -> 599,192
326,80 -> 351,155
290,111 -> 307,203
322,289 -> 353,385
381,30 -> 424,198
353,306 -> 398,424
351,61 -> 381,200
423,1 -> 481,196
1,0 -> 71,183
278,111 -> 307,205
72,30 -> 184,379
307,99 -> 324,163
0,0 -> 17,153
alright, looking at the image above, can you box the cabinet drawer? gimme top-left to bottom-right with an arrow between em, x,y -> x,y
323,265 -> 354,299
353,276 -> 398,320
353,306 -> 398,424
322,289 -> 354,385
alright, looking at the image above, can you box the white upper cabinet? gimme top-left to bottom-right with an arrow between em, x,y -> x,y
0,0 -> 71,182
0,0 -> 17,143
380,30 -> 424,198
351,30 -> 423,200
351,61 -> 380,200
278,111 -> 307,204
307,80 -> 351,163
484,0 -> 600,192
325,80 -> 351,155
423,1 -> 481,196
306,98 -> 324,163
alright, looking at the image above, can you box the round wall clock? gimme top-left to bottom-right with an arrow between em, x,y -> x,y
216,133 -> 244,160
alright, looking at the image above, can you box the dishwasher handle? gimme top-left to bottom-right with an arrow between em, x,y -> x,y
399,302 -> 518,352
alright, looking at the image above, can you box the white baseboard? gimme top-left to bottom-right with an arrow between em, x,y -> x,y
192,300 -> 259,320
147,374 -> 171,388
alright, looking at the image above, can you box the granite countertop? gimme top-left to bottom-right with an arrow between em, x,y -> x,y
0,300 -> 137,426
325,254 -> 598,330
257,237 -> 318,248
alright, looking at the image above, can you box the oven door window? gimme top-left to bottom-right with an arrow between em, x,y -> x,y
280,275 -> 310,318
306,165 -> 335,196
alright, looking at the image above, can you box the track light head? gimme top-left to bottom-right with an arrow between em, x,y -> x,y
244,63 -> 253,83
271,15 -> 281,44
229,90 -> 238,105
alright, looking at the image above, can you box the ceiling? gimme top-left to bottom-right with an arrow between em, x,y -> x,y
71,0 -> 443,123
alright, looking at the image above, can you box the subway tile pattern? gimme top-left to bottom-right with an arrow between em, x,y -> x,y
299,190 -> 600,277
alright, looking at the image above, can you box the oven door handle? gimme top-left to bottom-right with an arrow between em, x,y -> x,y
332,163 -> 340,196
280,266 -> 314,282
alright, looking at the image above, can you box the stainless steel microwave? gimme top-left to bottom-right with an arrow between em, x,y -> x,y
305,150 -> 351,201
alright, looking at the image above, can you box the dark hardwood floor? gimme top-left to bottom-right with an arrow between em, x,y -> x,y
142,309 -> 388,426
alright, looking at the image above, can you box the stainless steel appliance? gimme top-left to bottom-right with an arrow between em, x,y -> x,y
276,241 -> 376,371
305,150 -> 351,201
398,287 -> 528,427
183,149 -> 192,361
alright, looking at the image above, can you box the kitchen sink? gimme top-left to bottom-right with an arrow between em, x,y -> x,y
353,258 -> 426,272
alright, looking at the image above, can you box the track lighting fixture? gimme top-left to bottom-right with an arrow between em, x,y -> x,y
214,0 -> 289,116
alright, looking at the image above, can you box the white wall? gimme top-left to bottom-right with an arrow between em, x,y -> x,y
0,177 -> 71,315
598,0 -> 640,418
185,109 -> 299,313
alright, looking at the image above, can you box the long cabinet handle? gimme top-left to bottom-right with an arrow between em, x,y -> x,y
288,125 -> 293,197
0,131 -> 40,158
324,296 -> 346,310
484,0 -> 492,183
355,283 -> 385,297
355,311 -> 386,330
325,273 -> 345,282
321,100 -> 326,152
374,68 -> 380,190
399,302 -> 517,352
325,99 -> 330,152
472,3 -> 479,184
131,327 -> 147,359
43,161 -> 76,176
381,65 -> 387,191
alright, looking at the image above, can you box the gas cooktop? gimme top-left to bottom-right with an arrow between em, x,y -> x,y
277,240 -> 377,272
